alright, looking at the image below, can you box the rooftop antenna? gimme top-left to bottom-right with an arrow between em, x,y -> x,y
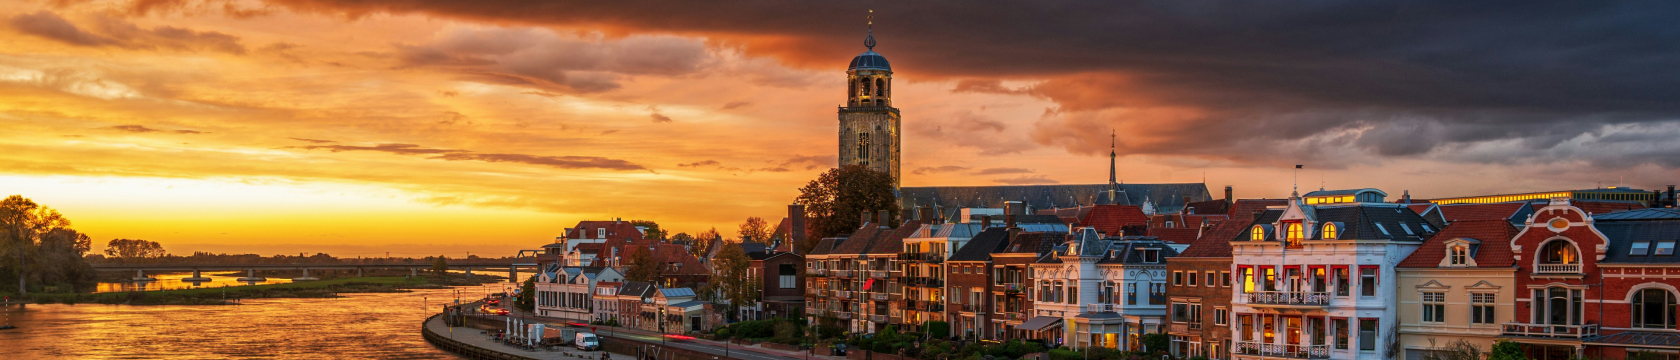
1293,164 -> 1303,197
864,10 -> 876,50
1320,170 -> 1325,191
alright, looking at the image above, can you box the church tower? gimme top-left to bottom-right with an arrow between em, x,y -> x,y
837,18 -> 901,189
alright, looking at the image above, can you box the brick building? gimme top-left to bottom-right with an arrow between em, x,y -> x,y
1165,198 -> 1285,359
993,231 -> 1066,341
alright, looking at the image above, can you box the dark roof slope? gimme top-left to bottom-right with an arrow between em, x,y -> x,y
900,183 -> 1213,214
1546,200 -> 1645,216
867,221 -> 923,254
1308,205 -> 1433,241
1180,199 -> 1287,258
830,224 -> 887,255
1183,199 -> 1230,215
949,228 -> 1012,261
1397,220 -> 1518,268
1002,232 -> 1066,255
808,237 -> 845,255
1596,208 -> 1680,221
1597,219 -> 1680,264
619,281 -> 654,298
1094,237 -> 1179,264
1151,228 -> 1200,244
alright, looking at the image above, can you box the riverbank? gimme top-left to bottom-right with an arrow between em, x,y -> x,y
21,275 -> 502,305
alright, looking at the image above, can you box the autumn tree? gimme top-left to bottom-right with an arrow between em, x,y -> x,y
712,240 -> 759,321
433,255 -> 449,275
104,239 -> 166,261
737,217 -> 770,243
794,165 -> 899,252
0,195 -> 96,294
692,228 -> 723,258
629,220 -> 666,240
623,246 -> 659,282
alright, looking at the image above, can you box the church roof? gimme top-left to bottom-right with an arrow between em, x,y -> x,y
849,50 -> 891,71
900,183 -> 1212,217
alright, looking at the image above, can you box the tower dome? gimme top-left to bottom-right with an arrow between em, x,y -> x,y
848,32 -> 891,71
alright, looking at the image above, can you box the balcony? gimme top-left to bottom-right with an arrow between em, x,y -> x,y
897,253 -> 945,263
1535,263 -> 1582,274
837,312 -> 853,320
1241,291 -> 1331,308
906,277 -> 944,288
957,304 -> 984,313
994,283 -> 1025,293
999,312 -> 1026,322
869,270 -> 889,278
1087,304 -> 1117,313
1235,341 -> 1329,359
872,292 -> 890,301
807,269 -> 828,277
832,270 -> 854,278
869,314 -> 887,323
836,290 -> 854,298
1502,322 -> 1599,338
1168,322 -> 1203,334
928,303 -> 944,312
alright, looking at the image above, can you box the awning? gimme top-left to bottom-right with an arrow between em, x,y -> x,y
1018,316 -> 1064,332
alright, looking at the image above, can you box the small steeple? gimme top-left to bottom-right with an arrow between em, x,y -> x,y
1108,130 -> 1117,186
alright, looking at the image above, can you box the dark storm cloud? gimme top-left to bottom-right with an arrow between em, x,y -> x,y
288,142 -> 648,171
394,27 -> 710,94
10,11 -> 247,54
236,0 -> 1680,168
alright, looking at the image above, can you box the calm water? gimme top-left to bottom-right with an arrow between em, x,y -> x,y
96,272 -> 292,293
0,285 -> 505,359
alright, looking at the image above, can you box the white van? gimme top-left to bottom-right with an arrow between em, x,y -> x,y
575,332 -> 599,351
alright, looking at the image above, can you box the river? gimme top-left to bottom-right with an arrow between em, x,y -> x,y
1,284 -> 507,359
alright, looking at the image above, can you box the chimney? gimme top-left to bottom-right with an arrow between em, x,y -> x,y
920,206 -> 937,223
1669,185 -> 1676,208
878,210 -> 890,228
863,210 -> 874,227
1402,190 -> 1412,204
1225,186 -> 1233,203
789,203 -> 806,254
981,215 -> 993,228
1004,201 -> 1023,229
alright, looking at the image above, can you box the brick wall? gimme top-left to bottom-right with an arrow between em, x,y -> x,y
948,260 -> 990,339
1165,257 -> 1233,358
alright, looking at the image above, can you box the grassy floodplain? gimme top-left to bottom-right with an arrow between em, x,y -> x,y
19,275 -> 496,306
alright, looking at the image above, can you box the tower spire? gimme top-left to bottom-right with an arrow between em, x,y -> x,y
1108,130 -> 1117,186
864,10 -> 876,50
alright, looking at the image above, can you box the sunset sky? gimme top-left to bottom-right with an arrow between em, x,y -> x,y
4,0 -> 1678,257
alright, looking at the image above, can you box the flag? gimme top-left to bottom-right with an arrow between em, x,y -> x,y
864,278 -> 875,290
1295,165 -> 1303,169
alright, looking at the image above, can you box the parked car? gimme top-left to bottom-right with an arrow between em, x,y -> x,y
833,343 -> 847,356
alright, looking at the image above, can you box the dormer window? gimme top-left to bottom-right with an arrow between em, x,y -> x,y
1251,226 -> 1265,241
1659,242 -> 1677,256
1450,246 -> 1468,266
1400,223 -> 1415,235
1632,242 -> 1651,256
1142,250 -> 1160,263
1323,223 -> 1339,239
1375,223 -> 1390,236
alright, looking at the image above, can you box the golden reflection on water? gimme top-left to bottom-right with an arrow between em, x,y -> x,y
96,272 -> 293,293
1,285 -> 506,359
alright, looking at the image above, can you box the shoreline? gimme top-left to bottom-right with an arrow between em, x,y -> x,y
21,275 -> 503,306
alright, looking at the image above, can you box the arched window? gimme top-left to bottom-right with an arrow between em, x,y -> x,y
1634,288 -> 1677,329
861,78 -> 872,97
1450,246 -> 1468,265
849,79 -> 857,99
857,133 -> 871,166
1532,286 -> 1584,326
1286,223 -> 1304,247
1323,223 -> 1338,239
1251,226 -> 1265,241
1541,240 -> 1580,264
875,78 -> 884,96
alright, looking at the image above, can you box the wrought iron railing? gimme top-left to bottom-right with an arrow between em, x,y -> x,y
1242,291 -> 1332,306
1087,303 -> 1117,313
1501,322 -> 1598,338
1235,341 -> 1330,359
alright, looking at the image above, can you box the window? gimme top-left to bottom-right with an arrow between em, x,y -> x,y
1660,242 -> 1677,256
1069,286 -> 1078,304
1251,225 -> 1265,241
1241,268 -> 1255,293
1286,223 -> 1304,246
1143,250 -> 1160,263
1214,308 -> 1229,325
1333,318 -> 1349,350
1629,350 -> 1680,360
1422,292 -> 1445,323
779,264 -> 797,289
1450,246 -> 1469,265
1323,223 -> 1338,239
1188,271 -> 1199,286
1173,271 -> 1184,286
1359,319 -> 1378,351
1542,241 -> 1580,264
1172,302 -> 1190,322
1375,223 -> 1389,236
1634,288 -> 1677,329
1472,293 -> 1497,325
1127,283 -> 1137,305
1336,267 -> 1350,296
1633,242 -> 1652,256
1220,271 -> 1231,287
857,133 -> 871,166
1206,272 -> 1217,287
1190,303 -> 1202,325
1400,223 -> 1415,235
1360,267 -> 1377,297
1263,267 -> 1277,292
1532,287 -> 1585,326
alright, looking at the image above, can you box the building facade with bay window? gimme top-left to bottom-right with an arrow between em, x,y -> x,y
1228,188 -> 1434,360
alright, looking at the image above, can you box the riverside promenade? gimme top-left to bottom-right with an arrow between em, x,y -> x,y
424,302 -> 832,360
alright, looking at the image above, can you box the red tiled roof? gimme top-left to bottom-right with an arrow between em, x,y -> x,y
867,221 -> 922,254
1152,228 -> 1200,244
565,221 -> 647,241
1082,205 -> 1150,236
574,243 -> 604,254
830,222 -> 888,255
1179,199 -> 1288,258
1407,204 -> 1435,215
655,243 -> 709,275
1436,202 -> 1527,222
1183,199 -> 1231,216
1397,220 -> 1519,268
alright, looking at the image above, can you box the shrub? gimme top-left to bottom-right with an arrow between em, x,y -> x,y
715,328 -> 732,340
923,321 -> 949,339
1139,333 -> 1170,353
1048,348 -> 1081,360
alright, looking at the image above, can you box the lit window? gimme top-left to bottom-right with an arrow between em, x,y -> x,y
1286,223 -> 1303,247
1323,223 -> 1338,239
1450,246 -> 1468,266
1251,226 -> 1265,241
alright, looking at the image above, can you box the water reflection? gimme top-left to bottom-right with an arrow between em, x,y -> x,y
97,272 -> 292,293
2,284 -> 507,359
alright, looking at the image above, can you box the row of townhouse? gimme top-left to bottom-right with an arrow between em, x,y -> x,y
1161,187 -> 1680,360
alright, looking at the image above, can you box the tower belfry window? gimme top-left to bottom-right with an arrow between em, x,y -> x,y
875,78 -> 884,96
858,133 -> 871,166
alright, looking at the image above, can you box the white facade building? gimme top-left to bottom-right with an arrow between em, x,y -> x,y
1027,228 -> 1177,350
1228,189 -> 1434,360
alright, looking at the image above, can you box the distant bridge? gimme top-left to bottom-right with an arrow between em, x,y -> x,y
90,261 -> 545,282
